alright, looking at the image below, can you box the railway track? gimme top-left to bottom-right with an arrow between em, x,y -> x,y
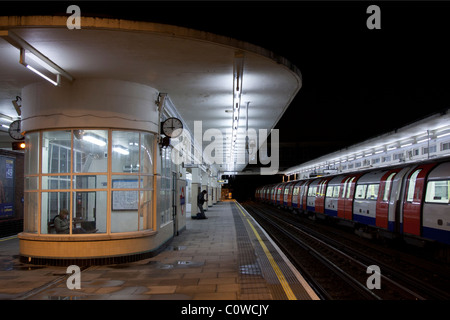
242,201 -> 450,300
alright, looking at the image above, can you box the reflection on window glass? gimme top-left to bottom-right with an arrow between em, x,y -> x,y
112,131 -> 139,173
42,131 -> 71,174
73,130 -> 108,173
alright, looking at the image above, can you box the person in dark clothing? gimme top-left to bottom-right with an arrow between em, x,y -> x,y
192,190 -> 208,219
54,209 -> 70,234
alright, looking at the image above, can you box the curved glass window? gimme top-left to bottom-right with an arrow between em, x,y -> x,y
23,129 -> 155,235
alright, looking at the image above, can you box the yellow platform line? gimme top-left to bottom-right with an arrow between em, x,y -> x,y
234,202 -> 297,300
0,235 -> 18,242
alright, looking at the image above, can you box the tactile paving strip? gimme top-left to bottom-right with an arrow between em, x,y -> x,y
231,204 -> 273,299
232,202 -> 316,300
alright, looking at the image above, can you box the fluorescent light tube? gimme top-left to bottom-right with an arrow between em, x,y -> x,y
113,145 -> 130,155
83,134 -> 106,146
26,64 -> 59,86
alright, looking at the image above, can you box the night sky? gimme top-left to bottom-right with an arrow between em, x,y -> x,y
3,1 -> 450,199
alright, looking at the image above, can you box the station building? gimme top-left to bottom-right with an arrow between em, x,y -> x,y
0,16 -> 301,264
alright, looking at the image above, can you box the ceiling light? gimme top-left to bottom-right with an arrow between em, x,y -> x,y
0,30 -> 73,86
82,133 -> 107,146
20,49 -> 60,86
113,145 -> 130,155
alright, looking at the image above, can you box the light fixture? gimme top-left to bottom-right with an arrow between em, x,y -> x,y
12,96 -> 22,116
82,133 -> 107,146
113,145 -> 130,155
230,52 -> 244,162
20,48 -> 60,86
436,131 -> 450,139
0,30 -> 73,86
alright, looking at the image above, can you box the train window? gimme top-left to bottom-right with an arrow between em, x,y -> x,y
326,186 -> 333,197
318,182 -> 324,196
333,186 -> 341,198
346,177 -> 355,199
425,180 -> 450,204
355,184 -> 367,199
365,184 -> 379,200
293,187 -> 299,196
308,186 -> 317,197
383,173 -> 397,202
407,169 -> 422,202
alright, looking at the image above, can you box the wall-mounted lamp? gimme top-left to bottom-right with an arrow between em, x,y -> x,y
12,96 -> 22,116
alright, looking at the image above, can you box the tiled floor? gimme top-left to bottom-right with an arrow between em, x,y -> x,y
0,201 -> 318,300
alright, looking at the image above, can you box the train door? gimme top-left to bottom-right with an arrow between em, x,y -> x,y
402,163 -> 437,236
292,181 -> 303,209
338,173 -> 362,221
376,169 -> 400,230
315,177 -> 332,214
302,180 -> 313,211
285,181 -> 296,208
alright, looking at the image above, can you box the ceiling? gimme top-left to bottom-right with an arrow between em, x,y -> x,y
0,16 -> 302,173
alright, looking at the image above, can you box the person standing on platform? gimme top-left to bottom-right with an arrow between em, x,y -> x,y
192,190 -> 208,219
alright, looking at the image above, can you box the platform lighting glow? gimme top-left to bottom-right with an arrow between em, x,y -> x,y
401,142 -> 413,148
437,132 -> 450,138
417,138 -> 430,144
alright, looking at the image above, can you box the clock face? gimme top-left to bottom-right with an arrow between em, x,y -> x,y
162,117 -> 183,138
8,120 -> 24,140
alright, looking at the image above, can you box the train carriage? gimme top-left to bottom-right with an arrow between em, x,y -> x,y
255,157 -> 450,246
421,162 -> 450,244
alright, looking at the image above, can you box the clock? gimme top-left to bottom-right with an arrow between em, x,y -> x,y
161,117 -> 183,138
8,120 -> 24,140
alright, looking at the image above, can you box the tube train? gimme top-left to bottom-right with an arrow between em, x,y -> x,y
255,157 -> 450,246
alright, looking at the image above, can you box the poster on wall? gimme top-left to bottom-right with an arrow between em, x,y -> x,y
0,156 -> 15,218
112,179 -> 139,211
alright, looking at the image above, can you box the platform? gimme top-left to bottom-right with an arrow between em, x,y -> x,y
0,201 -> 319,300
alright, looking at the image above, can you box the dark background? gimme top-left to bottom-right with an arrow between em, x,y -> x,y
3,1 -> 450,200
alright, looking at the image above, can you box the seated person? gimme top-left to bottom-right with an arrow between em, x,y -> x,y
54,209 -> 97,234
54,209 -> 70,234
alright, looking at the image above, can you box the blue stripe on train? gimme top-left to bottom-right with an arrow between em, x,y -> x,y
422,227 -> 450,245
324,208 -> 338,217
353,214 -> 376,226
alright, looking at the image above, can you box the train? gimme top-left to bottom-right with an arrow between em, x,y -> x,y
255,157 -> 450,247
